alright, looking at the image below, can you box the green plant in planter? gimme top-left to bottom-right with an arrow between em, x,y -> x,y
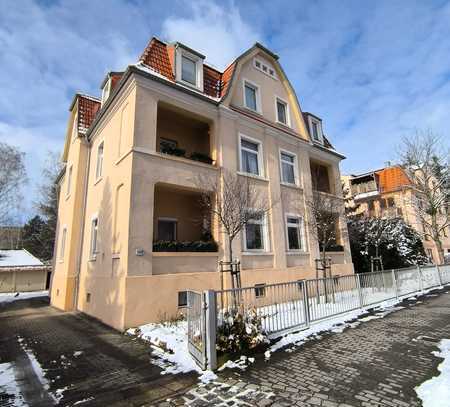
152,240 -> 218,252
160,145 -> 186,157
216,308 -> 268,354
190,152 -> 213,164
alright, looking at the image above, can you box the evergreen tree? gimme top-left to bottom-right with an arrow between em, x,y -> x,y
22,215 -> 51,259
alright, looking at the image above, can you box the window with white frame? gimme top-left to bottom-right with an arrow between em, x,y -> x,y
72,113 -> 78,141
90,217 -> 99,258
101,78 -> 111,106
286,215 -> 304,251
280,151 -> 297,185
244,212 -> 267,251
240,137 -> 262,176
95,142 -> 104,180
178,291 -> 188,307
175,47 -> 203,90
157,218 -> 177,241
66,165 -> 73,196
243,81 -> 259,112
276,98 -> 289,126
181,55 -> 197,85
60,227 -> 67,260
309,117 -> 323,144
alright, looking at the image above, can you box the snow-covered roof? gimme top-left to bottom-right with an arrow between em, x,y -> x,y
0,249 -> 44,268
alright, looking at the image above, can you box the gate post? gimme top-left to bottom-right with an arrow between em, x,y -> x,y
392,269 -> 399,300
356,274 -> 364,308
301,281 -> 310,328
204,290 -> 217,371
417,265 -> 424,292
436,264 -> 443,287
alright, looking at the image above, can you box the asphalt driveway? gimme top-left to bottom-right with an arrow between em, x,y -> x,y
0,296 -> 196,406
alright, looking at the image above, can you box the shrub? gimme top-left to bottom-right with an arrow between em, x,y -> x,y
152,240 -> 218,252
216,308 -> 268,354
190,152 -> 214,165
319,243 -> 344,252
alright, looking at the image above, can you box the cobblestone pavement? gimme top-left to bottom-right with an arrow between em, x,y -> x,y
162,287 -> 450,407
0,297 -> 197,406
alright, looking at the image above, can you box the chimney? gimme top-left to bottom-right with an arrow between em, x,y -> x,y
384,161 -> 391,168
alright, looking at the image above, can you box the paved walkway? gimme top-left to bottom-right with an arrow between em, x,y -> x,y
164,287 -> 450,407
0,297 -> 197,406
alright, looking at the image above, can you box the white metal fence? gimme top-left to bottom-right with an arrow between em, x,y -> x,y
188,264 -> 450,370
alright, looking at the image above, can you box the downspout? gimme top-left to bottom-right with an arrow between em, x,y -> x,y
73,135 -> 92,310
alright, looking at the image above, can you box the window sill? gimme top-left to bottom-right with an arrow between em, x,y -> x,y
241,251 -> 274,256
89,255 -> 97,262
237,172 -> 269,182
112,253 -> 120,259
276,120 -> 291,129
242,106 -> 263,116
280,182 -> 302,190
286,251 -> 309,256
94,177 -> 103,186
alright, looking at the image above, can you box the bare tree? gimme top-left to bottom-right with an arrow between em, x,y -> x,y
306,191 -> 342,278
398,130 -> 449,264
0,142 -> 26,225
197,170 -> 275,265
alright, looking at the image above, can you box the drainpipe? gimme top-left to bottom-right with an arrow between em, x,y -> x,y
73,136 -> 92,310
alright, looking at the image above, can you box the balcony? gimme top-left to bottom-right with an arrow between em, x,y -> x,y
350,174 -> 380,200
310,161 -> 332,194
156,103 -> 214,165
152,183 -> 218,274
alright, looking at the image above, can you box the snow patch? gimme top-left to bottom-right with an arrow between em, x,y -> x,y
0,291 -> 48,304
0,362 -> 25,406
416,339 -> 450,406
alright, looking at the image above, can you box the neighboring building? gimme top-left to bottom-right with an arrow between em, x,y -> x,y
0,226 -> 23,250
343,165 -> 450,263
0,249 -> 50,293
51,37 -> 353,330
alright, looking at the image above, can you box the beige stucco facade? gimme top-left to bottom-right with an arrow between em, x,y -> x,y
51,41 -> 353,331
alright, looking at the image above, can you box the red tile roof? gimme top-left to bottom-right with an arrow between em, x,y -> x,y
138,37 -> 233,99
77,95 -> 100,135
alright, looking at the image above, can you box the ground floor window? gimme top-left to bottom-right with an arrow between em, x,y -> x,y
158,218 -> 177,241
178,291 -> 188,307
254,284 -> 266,298
286,215 -> 304,251
244,213 -> 267,251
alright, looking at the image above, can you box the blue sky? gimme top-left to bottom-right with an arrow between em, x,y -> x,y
1,0 -> 450,222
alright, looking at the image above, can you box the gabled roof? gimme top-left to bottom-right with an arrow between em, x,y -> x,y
0,249 -> 43,268
376,166 -> 411,193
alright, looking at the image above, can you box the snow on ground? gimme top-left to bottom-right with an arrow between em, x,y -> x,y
0,291 -> 48,304
127,321 -> 217,383
415,339 -> 450,407
0,362 -> 25,406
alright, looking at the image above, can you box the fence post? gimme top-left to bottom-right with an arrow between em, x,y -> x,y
204,290 -> 217,371
356,274 -> 364,308
417,265 -> 424,292
301,281 -> 310,328
392,269 -> 399,300
436,264 -> 443,287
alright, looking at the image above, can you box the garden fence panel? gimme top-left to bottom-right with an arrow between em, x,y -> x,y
420,265 -> 441,289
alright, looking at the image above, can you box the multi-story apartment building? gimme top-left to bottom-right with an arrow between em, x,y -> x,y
51,37 -> 353,330
343,165 -> 450,263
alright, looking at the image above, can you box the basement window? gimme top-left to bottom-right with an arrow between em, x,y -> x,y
254,284 -> 266,298
178,291 -> 188,307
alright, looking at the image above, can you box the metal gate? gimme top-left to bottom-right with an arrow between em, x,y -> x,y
187,291 -> 207,370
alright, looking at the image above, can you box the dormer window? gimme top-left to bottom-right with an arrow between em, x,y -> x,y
181,55 -> 196,85
101,77 -> 111,106
175,44 -> 204,91
308,116 -> 324,144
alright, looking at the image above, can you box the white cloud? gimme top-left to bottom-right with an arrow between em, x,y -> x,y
161,1 -> 261,69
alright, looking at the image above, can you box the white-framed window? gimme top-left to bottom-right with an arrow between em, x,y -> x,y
253,58 -> 277,79
178,291 -> 188,307
157,218 -> 177,241
59,227 -> 67,260
308,116 -> 324,144
90,216 -> 99,259
66,165 -> 73,197
243,79 -> 261,112
239,135 -> 263,177
275,97 -> 290,126
243,212 -> 268,251
279,150 -> 298,185
254,284 -> 266,298
285,214 -> 305,251
175,48 -> 204,91
95,141 -> 104,181
101,77 -> 111,106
